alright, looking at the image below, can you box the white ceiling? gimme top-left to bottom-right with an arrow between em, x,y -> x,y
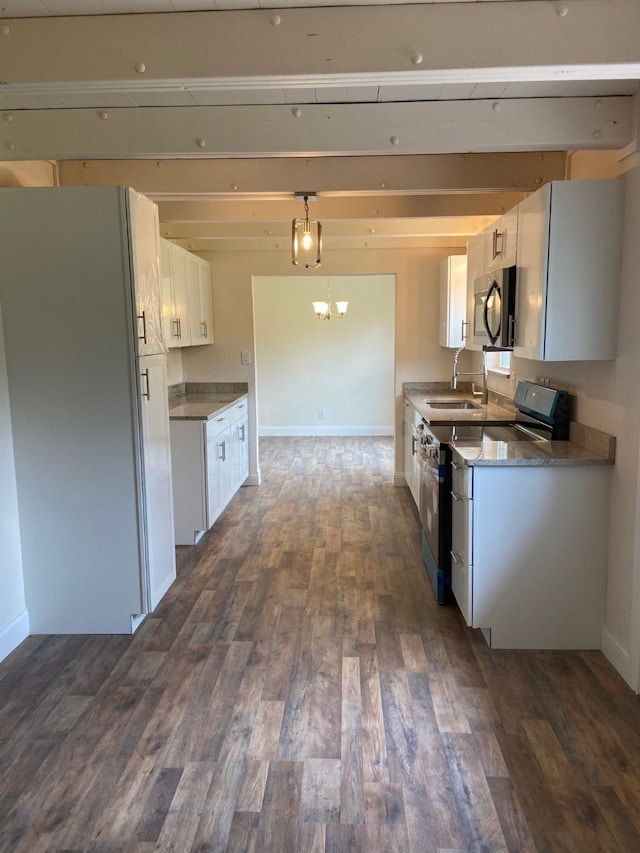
0,0 -> 540,17
1,0 -> 638,250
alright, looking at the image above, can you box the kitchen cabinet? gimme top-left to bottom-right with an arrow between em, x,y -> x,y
439,255 -> 467,348
160,239 -> 214,349
161,238 -> 190,347
514,179 -> 624,361
450,454 -> 611,649
171,397 -> 249,545
0,186 -> 176,634
485,206 -> 518,271
187,253 -> 215,345
464,233 -> 485,352
403,399 -> 421,509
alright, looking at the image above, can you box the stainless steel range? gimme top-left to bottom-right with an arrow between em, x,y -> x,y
419,381 -> 571,604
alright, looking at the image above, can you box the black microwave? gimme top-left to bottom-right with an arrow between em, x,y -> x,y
471,266 -> 517,349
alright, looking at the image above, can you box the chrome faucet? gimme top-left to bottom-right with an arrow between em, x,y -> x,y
451,346 -> 488,404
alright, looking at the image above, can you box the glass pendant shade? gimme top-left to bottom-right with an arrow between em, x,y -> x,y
292,195 -> 322,268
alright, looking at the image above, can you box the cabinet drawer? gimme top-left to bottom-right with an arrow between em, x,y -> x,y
451,486 -> 472,567
451,457 -> 472,499
229,399 -> 248,424
451,551 -> 472,626
207,411 -> 229,440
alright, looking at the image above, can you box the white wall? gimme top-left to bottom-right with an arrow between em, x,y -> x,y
0,302 -> 28,660
480,161 -> 640,687
181,246 -> 471,481
0,161 -> 55,661
253,275 -> 395,435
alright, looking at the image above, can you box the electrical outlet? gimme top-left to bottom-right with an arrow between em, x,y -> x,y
241,351 -> 252,365
318,409 -> 326,419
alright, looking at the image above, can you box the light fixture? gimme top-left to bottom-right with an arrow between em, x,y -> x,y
312,281 -> 348,320
292,193 -> 322,268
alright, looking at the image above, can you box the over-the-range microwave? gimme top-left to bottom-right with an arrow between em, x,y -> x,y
471,265 -> 517,349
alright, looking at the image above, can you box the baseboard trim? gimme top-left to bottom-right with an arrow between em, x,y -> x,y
0,608 -> 30,663
393,472 -> 409,487
259,426 -> 394,437
245,472 -> 261,486
601,626 -> 633,688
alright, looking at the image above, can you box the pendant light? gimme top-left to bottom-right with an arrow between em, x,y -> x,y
292,193 -> 322,268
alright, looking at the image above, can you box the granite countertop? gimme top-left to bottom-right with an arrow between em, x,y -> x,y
449,437 -> 612,467
405,390 -> 516,425
168,383 -> 248,421
405,386 -> 615,467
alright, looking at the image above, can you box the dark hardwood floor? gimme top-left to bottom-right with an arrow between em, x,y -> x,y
2,436 -> 640,852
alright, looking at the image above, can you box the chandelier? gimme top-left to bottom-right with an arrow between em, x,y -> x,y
292,193 -> 322,268
312,282 -> 348,320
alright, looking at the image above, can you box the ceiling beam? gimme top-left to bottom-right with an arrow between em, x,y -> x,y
1,1 -> 638,87
1,98 -> 630,160
59,153 -> 567,197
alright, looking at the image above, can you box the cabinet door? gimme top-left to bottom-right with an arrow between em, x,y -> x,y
512,187 -> 549,360
465,235 -> 485,351
450,461 -> 473,625
229,400 -> 249,493
206,413 -> 230,526
403,403 -> 414,490
128,191 -> 165,356
186,253 -> 203,345
169,243 -> 190,346
197,258 -> 214,344
486,207 -> 518,271
439,255 -> 467,348
139,354 -> 176,610
160,238 -> 176,348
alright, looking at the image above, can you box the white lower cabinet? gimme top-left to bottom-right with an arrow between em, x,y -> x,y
450,454 -> 611,649
170,399 -> 249,545
403,399 -> 421,510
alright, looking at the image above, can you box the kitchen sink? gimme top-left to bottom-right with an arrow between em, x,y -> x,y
427,401 -> 481,410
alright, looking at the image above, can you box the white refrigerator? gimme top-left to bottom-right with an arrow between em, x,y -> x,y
0,186 -> 176,634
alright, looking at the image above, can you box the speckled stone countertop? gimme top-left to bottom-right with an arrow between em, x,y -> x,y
404,384 -> 615,467
405,389 -> 517,425
449,436 -> 613,467
168,382 -> 248,421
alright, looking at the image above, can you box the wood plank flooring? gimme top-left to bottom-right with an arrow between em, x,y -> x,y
2,435 -> 640,852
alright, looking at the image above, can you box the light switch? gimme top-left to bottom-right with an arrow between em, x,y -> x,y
241,351 -> 252,365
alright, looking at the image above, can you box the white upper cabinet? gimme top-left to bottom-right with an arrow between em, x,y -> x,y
187,253 -> 215,346
464,234 -> 485,352
160,239 -> 214,349
128,191 -> 165,356
439,255 -> 467,348
513,179 -> 624,362
485,207 -> 518,271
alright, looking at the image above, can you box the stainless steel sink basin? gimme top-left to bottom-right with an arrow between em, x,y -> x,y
427,401 -> 481,410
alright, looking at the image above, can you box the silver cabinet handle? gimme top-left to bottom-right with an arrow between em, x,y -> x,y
177,317 -> 182,339
141,369 -> 150,400
217,416 -> 225,423
492,228 -> 504,259
240,424 -> 246,441
411,435 -> 417,455
461,319 -> 468,341
172,317 -> 180,339
218,440 -> 226,461
450,550 -> 461,564
451,460 -> 461,470
451,491 -> 461,502
201,320 -> 207,338
137,310 -> 147,344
